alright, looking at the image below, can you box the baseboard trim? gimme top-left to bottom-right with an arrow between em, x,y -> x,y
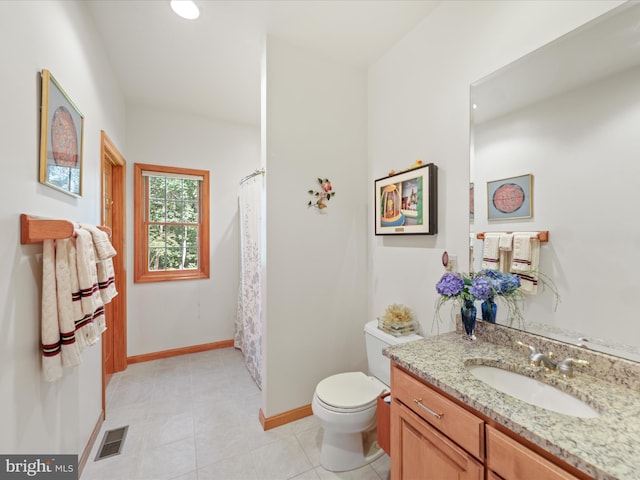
259,404 -> 313,431
79,410 -> 104,477
127,340 -> 234,364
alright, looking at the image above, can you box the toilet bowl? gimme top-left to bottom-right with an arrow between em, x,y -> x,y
312,320 -> 422,472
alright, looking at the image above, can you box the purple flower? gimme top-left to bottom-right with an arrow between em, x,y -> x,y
478,270 -> 520,295
436,273 -> 464,297
469,276 -> 493,300
500,273 -> 521,294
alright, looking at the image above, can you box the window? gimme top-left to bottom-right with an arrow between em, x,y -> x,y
134,163 -> 210,282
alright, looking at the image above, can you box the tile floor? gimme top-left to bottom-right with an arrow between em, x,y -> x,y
81,348 -> 390,480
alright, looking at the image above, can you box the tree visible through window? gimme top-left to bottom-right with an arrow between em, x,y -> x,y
134,163 -> 210,282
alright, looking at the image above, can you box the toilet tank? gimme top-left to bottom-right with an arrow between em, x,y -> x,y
364,319 -> 423,387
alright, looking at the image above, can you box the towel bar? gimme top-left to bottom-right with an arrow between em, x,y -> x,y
476,231 -> 548,242
20,214 -> 112,244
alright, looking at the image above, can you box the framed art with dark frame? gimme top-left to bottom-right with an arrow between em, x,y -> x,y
39,69 -> 84,197
487,173 -> 532,220
374,163 -> 437,235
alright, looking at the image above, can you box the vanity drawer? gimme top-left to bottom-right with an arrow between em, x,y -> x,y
391,364 -> 484,460
486,425 -> 581,480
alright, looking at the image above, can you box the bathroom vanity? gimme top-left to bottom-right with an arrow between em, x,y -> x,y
384,322 -> 640,480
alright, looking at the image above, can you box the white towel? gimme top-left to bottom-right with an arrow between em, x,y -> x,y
510,233 -> 540,294
67,238 -> 97,349
97,258 -> 118,304
79,224 -> 117,304
41,240 -> 63,382
498,233 -> 514,273
481,233 -> 502,270
55,239 -> 81,368
75,229 -> 106,337
80,224 -> 116,260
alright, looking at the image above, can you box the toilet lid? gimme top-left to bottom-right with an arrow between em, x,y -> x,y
315,372 -> 386,410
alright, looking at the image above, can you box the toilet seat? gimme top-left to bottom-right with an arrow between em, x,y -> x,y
315,372 -> 386,412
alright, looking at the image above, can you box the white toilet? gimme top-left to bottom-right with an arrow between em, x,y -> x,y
312,319 -> 423,472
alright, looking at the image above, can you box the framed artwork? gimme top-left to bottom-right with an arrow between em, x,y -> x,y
39,69 -> 84,197
487,173 -> 532,220
374,163 -> 437,235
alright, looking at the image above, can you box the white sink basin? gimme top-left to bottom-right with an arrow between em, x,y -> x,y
467,364 -> 601,418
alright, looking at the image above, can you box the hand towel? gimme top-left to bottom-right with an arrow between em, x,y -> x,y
67,238 -> 97,349
42,240 -> 63,382
97,258 -> 118,304
510,233 -> 540,294
55,239 -> 81,368
498,233 -> 514,273
80,224 -> 116,260
75,229 -> 106,337
481,233 -> 502,270
79,224 -> 117,304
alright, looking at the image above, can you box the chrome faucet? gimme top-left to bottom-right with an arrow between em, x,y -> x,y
557,358 -> 590,378
516,341 -> 557,370
516,341 -> 590,377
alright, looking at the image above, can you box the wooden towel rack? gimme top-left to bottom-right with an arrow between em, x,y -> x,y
20,214 -> 112,245
476,231 -> 549,243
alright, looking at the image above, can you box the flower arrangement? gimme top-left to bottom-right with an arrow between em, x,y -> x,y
435,270 -> 525,328
378,303 -> 418,336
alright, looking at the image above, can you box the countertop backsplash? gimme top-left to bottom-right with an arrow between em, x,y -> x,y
467,319 -> 640,390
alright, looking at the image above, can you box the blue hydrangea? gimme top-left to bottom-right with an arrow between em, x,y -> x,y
469,276 -> 493,300
500,273 -> 521,294
478,270 -> 521,295
435,272 -> 464,297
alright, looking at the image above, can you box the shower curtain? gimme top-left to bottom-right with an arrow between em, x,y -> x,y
235,173 -> 263,389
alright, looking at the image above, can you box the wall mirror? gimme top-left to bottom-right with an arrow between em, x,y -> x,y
469,2 -> 640,362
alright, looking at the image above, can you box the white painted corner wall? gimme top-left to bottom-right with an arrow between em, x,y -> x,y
263,37 -> 369,417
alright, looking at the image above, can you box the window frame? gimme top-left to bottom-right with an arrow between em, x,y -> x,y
134,163 -> 210,283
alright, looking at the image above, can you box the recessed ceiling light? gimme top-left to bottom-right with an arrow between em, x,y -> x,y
170,0 -> 199,20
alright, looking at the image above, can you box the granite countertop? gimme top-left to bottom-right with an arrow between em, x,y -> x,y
384,323 -> 640,480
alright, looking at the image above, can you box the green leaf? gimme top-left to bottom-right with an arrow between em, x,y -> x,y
307,190 -> 314,194
317,178 -> 323,184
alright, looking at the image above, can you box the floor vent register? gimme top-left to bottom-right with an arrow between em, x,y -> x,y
95,426 -> 128,461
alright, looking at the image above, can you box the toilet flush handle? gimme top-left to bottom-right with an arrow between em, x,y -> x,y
413,398 -> 444,420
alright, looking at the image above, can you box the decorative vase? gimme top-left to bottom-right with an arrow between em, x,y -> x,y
461,299 -> 477,340
481,296 -> 497,323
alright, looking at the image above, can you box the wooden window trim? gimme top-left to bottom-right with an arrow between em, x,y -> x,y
134,163 -> 210,283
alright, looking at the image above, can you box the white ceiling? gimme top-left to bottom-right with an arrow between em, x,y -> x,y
86,0 -> 440,126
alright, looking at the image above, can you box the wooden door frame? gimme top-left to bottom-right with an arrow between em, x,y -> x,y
100,131 -> 127,413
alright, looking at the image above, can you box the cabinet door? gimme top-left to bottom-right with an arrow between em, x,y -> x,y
392,401 -> 483,480
486,426 -> 581,480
